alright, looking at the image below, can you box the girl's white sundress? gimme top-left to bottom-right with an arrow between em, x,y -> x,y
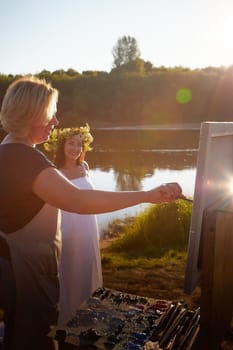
58,173 -> 103,325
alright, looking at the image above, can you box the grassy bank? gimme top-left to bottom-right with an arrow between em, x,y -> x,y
101,199 -> 192,265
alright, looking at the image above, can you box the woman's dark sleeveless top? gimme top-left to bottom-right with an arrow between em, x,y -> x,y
0,143 -> 55,233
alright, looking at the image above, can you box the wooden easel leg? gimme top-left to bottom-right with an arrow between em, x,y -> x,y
198,208 -> 233,350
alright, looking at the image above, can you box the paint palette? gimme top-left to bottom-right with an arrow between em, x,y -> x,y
49,287 -> 199,349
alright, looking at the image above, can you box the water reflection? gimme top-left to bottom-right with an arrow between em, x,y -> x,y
87,150 -> 197,191
87,128 -> 199,231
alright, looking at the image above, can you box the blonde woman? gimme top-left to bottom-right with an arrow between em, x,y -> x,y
44,125 -> 103,324
0,76 -> 183,350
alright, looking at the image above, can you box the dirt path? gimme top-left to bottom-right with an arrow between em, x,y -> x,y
100,238 -> 200,307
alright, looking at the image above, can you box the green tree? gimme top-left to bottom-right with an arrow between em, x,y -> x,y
112,35 -> 140,68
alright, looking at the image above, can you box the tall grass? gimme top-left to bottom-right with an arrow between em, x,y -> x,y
105,199 -> 192,258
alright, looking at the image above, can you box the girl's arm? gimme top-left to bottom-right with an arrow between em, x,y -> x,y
32,167 -> 182,214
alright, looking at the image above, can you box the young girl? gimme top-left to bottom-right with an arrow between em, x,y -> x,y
44,125 -> 103,324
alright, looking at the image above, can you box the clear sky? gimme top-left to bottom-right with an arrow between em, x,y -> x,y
1,0 -> 233,75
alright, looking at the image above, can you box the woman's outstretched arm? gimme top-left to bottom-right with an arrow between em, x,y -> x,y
33,167 -> 182,214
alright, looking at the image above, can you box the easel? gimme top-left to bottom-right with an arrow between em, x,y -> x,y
183,122 -> 233,349
193,195 -> 233,349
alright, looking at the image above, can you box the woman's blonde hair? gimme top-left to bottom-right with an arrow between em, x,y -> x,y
0,75 -> 59,138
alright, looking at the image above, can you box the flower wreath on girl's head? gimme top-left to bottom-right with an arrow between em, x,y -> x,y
43,123 -> 93,161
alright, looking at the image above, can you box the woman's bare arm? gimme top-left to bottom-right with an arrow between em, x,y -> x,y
32,167 -> 182,214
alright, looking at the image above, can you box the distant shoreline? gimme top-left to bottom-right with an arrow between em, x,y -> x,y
93,123 -> 201,131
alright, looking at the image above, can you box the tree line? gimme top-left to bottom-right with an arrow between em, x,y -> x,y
1,65 -> 233,128
1,34 -> 233,128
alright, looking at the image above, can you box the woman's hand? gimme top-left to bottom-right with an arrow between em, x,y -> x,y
147,182 -> 183,204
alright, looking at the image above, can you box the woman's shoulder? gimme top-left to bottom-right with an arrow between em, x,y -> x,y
0,143 -> 55,179
0,143 -> 40,161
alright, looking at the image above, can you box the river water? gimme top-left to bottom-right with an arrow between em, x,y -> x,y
86,127 -> 199,233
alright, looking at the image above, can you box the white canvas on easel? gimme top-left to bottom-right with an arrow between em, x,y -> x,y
184,121 -> 233,294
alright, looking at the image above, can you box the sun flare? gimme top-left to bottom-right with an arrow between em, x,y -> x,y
228,177 -> 233,195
